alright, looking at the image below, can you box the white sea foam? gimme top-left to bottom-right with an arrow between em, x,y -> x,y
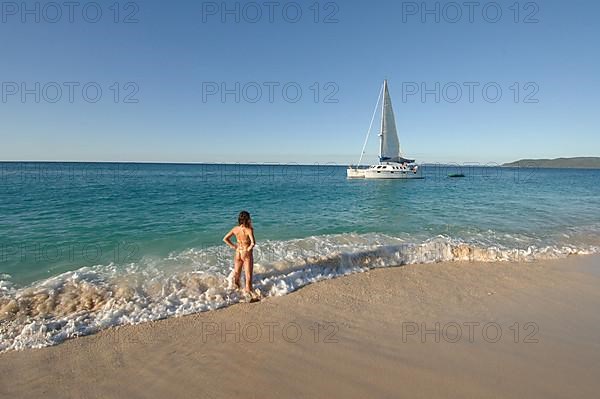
1,233 -> 598,352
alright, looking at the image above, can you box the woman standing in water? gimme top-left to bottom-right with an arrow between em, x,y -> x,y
223,211 -> 256,294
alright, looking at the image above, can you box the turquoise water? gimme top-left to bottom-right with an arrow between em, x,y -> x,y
1,162 -> 599,350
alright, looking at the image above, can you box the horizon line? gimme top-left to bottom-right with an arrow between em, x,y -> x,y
0,159 -> 514,166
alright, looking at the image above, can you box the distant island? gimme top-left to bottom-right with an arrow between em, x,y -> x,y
503,157 -> 600,169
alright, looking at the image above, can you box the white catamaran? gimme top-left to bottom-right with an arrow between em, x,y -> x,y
347,80 -> 423,179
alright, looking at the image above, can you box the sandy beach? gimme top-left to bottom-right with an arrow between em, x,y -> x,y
1,255 -> 599,399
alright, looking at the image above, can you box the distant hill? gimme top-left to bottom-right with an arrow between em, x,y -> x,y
503,157 -> 600,169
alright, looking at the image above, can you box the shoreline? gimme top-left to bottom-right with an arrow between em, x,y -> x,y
1,255 -> 599,398
4,234 -> 596,353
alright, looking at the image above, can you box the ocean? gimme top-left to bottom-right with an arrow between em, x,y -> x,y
1,162 -> 599,351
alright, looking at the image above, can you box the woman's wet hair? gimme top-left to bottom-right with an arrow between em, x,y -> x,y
238,211 -> 252,228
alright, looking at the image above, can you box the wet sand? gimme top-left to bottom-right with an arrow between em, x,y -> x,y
1,255 -> 599,399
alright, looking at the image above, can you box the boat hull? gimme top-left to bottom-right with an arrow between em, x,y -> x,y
347,168 -> 366,179
364,169 -> 423,179
347,164 -> 424,179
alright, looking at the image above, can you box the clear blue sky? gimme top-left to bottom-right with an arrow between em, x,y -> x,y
1,0 -> 598,164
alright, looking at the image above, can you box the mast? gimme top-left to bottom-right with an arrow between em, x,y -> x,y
379,80 -> 387,162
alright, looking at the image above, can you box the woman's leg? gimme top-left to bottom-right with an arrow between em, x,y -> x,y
243,253 -> 254,292
233,253 -> 243,289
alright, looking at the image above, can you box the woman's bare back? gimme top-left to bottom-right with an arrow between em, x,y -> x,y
223,212 -> 256,293
233,225 -> 253,251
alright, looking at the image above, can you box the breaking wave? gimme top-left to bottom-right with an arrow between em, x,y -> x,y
1,232 -> 598,352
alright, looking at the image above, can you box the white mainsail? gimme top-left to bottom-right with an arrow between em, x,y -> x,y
379,80 -> 401,162
378,80 -> 414,163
